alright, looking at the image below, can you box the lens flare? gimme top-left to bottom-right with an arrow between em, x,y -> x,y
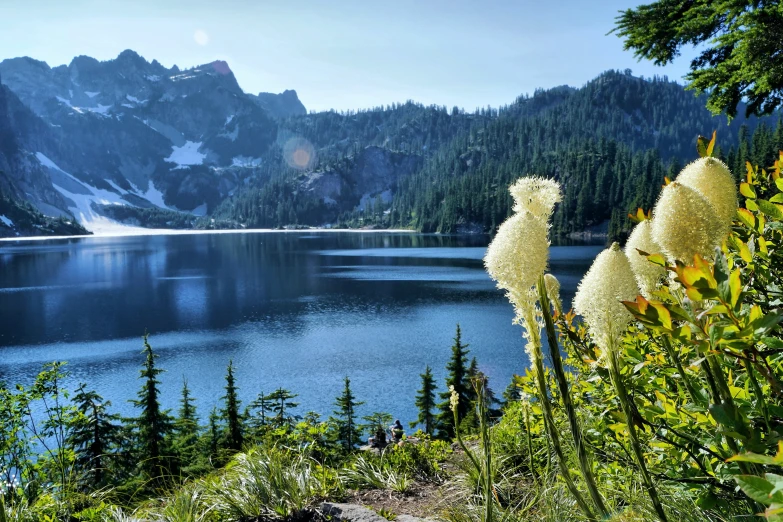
194,29 -> 209,46
283,137 -> 316,170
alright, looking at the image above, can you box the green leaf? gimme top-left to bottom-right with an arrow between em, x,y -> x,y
776,178 -> 783,192
737,208 -> 756,229
697,135 -> 710,157
741,182 -> 757,199
757,199 -> 783,220
734,475 -> 780,505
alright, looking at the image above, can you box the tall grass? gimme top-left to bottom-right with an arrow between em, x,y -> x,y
205,445 -> 325,520
343,455 -> 412,494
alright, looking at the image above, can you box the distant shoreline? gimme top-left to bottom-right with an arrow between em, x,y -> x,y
0,227 -> 425,242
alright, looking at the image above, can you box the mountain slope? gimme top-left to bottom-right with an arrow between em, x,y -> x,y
0,52 -> 777,237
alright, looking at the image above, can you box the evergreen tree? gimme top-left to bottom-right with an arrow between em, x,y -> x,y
331,377 -> 364,451
130,334 -> 174,480
436,324 -> 471,438
206,406 -> 220,461
410,365 -> 437,435
67,384 -> 122,489
173,378 -> 200,470
220,360 -> 243,452
247,392 -> 269,439
264,388 -> 299,429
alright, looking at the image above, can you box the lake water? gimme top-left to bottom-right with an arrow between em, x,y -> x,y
0,232 -> 602,428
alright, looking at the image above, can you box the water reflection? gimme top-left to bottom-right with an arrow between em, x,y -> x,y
0,232 -> 600,426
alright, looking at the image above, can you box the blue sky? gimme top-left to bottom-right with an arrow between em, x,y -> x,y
0,0 -> 697,112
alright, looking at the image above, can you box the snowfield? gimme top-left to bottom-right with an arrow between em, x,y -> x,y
165,141 -> 206,168
34,152 -> 148,235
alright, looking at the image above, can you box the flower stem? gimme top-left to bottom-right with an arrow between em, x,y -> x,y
530,343 -> 597,521
607,345 -> 668,522
537,276 -> 609,517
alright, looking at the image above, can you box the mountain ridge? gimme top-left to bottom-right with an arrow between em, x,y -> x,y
0,51 -> 776,238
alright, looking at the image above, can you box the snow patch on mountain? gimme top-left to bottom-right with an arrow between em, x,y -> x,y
0,215 -> 13,228
85,91 -> 100,98
165,141 -> 206,168
35,152 -> 139,234
139,180 -> 174,210
232,156 -> 262,167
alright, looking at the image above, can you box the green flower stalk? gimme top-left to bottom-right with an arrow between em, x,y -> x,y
625,220 -> 666,298
651,181 -> 723,263
574,243 -> 669,522
485,177 -> 601,521
538,273 -> 609,518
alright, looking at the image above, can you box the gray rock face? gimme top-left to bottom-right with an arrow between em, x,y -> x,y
250,89 -> 306,118
300,146 -> 423,213
321,503 -> 435,522
0,50 -> 297,229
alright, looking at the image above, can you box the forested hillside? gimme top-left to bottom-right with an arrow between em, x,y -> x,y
212,70 -> 778,237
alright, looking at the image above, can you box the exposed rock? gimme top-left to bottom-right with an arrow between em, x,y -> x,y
250,89 -> 306,118
321,503 -> 436,522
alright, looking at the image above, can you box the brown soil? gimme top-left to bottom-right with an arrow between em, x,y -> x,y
343,481 -> 457,519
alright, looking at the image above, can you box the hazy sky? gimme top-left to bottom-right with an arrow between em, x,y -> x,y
0,0 -> 697,112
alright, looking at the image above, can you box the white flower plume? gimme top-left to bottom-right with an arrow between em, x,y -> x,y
624,220 -> 666,298
651,181 -> 724,263
449,385 -> 459,412
509,176 -> 562,221
676,157 -> 738,236
485,210 -> 550,322
573,243 -> 639,362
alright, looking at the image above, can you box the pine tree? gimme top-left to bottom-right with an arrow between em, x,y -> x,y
130,333 -> 174,480
436,324 -> 471,438
173,378 -> 200,470
220,360 -> 243,452
206,406 -> 220,461
410,366 -> 437,435
248,392 -> 269,439
331,377 -> 364,451
67,384 -> 122,489
264,388 -> 299,429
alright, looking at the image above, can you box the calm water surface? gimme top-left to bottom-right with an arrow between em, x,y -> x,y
0,232 -> 602,426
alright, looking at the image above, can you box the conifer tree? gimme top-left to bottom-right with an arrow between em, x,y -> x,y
437,324 -> 471,438
173,378 -> 200,469
264,388 -> 299,429
68,384 -> 122,489
410,365 -> 437,435
130,333 -> 174,480
331,376 -> 364,451
248,392 -> 269,439
220,360 -> 243,451
206,406 -> 220,461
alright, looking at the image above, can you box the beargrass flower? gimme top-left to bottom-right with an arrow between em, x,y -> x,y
676,157 -> 738,234
651,181 -> 724,263
449,385 -> 459,413
509,176 -> 562,220
573,243 -> 639,361
485,210 -> 550,324
624,220 -> 666,298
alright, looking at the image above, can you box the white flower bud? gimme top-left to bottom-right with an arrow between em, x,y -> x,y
676,157 -> 738,235
543,273 -> 562,314
624,220 -> 666,298
651,181 -> 724,263
573,243 -> 639,363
